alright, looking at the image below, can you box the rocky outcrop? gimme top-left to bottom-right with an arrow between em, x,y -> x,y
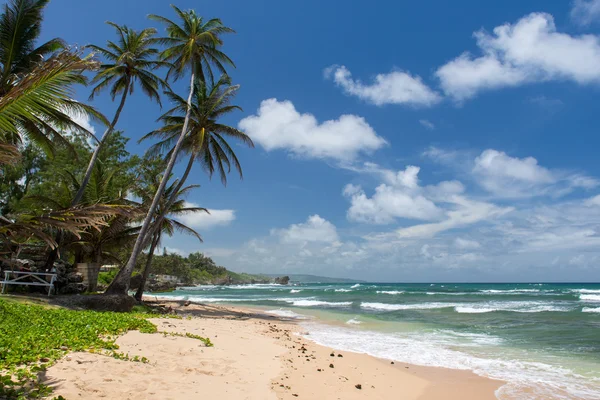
274,276 -> 290,285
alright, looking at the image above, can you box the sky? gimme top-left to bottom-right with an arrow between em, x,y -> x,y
38,0 -> 600,282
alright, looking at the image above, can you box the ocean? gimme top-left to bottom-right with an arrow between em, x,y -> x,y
154,282 -> 600,399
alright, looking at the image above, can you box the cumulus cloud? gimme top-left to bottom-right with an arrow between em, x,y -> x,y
177,203 -> 235,230
436,13 -> 600,100
571,0 -> 600,26
324,65 -> 441,107
239,99 -> 387,162
473,149 -> 555,197
343,162 -> 511,237
426,147 -> 598,198
343,166 -> 444,224
271,215 -> 339,244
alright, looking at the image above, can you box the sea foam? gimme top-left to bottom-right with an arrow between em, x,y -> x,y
580,294 -> 600,302
264,309 -> 307,319
300,323 -> 600,400
289,300 -> 352,307
361,302 -> 455,311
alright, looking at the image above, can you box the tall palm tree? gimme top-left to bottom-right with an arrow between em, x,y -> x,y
0,0 -> 103,157
73,22 -> 167,206
106,6 -> 234,295
133,178 -> 205,301
141,76 -> 253,188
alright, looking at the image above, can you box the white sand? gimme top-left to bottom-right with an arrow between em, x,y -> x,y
45,302 -> 503,399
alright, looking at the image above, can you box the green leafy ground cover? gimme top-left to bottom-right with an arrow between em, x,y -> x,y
0,297 -> 159,399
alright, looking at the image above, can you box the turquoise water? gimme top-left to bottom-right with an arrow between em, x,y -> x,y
156,282 -> 600,399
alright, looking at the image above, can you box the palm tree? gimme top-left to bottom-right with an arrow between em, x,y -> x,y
73,22 -> 167,206
106,6 -> 235,295
0,0 -> 103,157
133,178 -> 205,301
141,76 -> 253,188
0,204 -> 124,258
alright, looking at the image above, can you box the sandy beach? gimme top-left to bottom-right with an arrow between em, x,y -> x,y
45,300 -> 503,399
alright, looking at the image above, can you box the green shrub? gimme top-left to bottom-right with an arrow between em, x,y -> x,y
0,298 -> 156,399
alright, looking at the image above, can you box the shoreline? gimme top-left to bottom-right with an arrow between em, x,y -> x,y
46,299 -> 503,399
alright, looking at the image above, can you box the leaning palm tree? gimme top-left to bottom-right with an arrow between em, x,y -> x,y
106,6 -> 234,295
72,22 -> 167,206
133,178 -> 205,301
0,0 -> 103,157
141,76 -> 253,189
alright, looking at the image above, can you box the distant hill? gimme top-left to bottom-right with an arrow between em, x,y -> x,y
264,274 -> 365,284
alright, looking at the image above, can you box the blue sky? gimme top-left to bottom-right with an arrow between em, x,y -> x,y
40,0 -> 600,281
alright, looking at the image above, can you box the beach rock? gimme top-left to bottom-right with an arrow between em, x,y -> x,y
66,272 -> 83,283
355,384 -> 362,390
329,363 -> 334,368
274,276 -> 290,285
391,361 -> 394,365
337,354 -> 343,358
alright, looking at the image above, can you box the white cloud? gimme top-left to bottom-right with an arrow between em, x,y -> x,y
271,215 -> 339,244
343,166 -> 445,224
202,194 -> 600,281
585,194 -> 600,206
325,65 -> 441,107
571,0 -> 600,26
177,204 -> 235,230
454,238 -> 481,249
419,119 -> 436,130
436,13 -> 600,100
343,162 -> 512,237
70,111 -> 96,135
426,147 -> 598,198
473,149 -> 555,197
437,55 -> 525,101
396,196 -> 513,238
239,99 -> 387,162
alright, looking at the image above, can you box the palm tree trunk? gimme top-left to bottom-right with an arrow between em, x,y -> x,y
72,88 -> 129,206
140,153 -> 195,244
134,232 -> 160,301
106,73 -> 196,295
44,88 -> 129,270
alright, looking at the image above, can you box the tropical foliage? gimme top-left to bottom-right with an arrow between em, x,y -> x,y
106,5 -> 237,294
0,0 -> 250,297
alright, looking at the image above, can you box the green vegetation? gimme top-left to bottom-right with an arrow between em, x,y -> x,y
159,331 -> 213,347
0,297 -> 212,399
0,297 -> 154,398
0,0 -> 252,299
134,250 -> 275,286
